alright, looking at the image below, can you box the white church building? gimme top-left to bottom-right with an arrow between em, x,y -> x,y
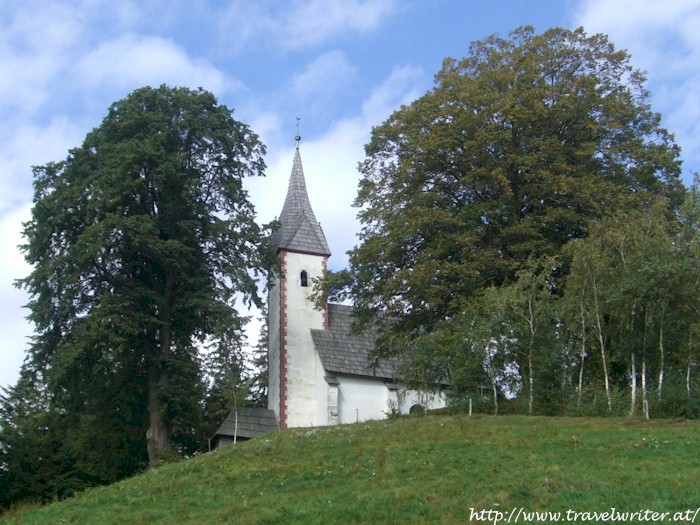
213,145 -> 446,445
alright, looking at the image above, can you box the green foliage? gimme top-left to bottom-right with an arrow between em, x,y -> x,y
0,371 -> 107,512
317,26 -> 692,419
3,416 -> 699,523
4,85 -> 273,506
332,26 -> 683,346
563,200 -> 698,411
203,307 -> 269,441
247,308 -> 270,409
648,377 -> 700,419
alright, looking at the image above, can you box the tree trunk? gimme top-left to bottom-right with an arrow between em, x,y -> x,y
527,298 -> 535,416
591,275 -> 612,412
658,297 -> 668,401
642,358 -> 649,420
528,351 -> 534,416
577,302 -> 586,410
147,364 -> 171,467
687,332 -> 693,399
232,386 -> 239,445
630,352 -> 636,417
492,381 -> 498,416
628,300 -> 637,417
147,274 -> 174,467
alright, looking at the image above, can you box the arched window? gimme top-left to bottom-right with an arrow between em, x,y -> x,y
300,270 -> 308,287
409,404 -> 425,416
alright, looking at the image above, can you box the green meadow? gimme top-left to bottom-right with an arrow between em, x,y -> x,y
3,415 -> 698,524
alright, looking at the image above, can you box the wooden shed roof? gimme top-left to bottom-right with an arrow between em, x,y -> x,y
214,407 -> 279,440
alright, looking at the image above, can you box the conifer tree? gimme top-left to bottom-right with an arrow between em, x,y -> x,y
15,85 -> 275,469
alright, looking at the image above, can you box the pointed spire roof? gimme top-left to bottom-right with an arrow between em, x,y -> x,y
272,147 -> 331,256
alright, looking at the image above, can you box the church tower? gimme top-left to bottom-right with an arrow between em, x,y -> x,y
268,143 -> 331,429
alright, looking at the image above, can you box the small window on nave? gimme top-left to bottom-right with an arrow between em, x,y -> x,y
300,270 -> 308,287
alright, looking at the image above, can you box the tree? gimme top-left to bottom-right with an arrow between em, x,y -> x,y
0,371 -> 86,510
674,174 -> 700,409
563,227 -> 619,413
563,202 -> 691,415
322,26 -> 684,366
486,257 -> 561,415
247,307 -> 270,408
16,85 -> 274,468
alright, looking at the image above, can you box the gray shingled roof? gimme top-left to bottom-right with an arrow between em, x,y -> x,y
215,407 -> 279,439
312,303 -> 397,378
272,148 -> 331,256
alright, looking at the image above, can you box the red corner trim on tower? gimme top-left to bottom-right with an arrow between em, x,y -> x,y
279,250 -> 288,429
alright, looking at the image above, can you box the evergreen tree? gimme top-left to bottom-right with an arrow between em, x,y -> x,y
247,308 -> 269,408
0,370 -> 92,510
15,85 -> 275,474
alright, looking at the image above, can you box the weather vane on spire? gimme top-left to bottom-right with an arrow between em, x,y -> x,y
295,117 -> 301,147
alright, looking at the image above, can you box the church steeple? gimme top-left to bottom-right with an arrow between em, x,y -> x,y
272,146 -> 331,256
268,142 -> 331,429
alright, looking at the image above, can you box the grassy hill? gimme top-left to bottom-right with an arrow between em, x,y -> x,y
2,415 -> 699,524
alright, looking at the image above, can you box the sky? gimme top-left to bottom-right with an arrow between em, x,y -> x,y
1,0 -> 699,390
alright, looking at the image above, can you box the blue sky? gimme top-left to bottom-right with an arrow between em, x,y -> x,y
1,0 -> 699,389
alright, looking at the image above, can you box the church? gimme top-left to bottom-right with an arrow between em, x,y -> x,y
213,144 -> 446,446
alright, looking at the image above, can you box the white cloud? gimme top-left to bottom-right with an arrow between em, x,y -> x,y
0,118 -> 85,213
290,50 -> 357,101
0,117 -> 85,388
72,34 -> 236,95
574,0 -> 700,179
0,1 -> 159,118
0,205 -> 32,390
0,3 -> 82,117
1,1 -> 83,53
216,2 -> 276,52
361,65 -> 424,120
246,111 -> 284,151
284,0 -> 399,50
219,0 -> 399,51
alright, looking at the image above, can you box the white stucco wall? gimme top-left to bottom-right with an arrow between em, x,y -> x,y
329,375 -> 447,424
397,388 -> 447,415
315,352 -> 331,426
269,249 -> 447,430
277,250 -> 326,428
335,375 -> 392,424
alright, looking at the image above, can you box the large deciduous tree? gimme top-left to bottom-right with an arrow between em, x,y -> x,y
323,26 -> 684,356
17,85 -> 273,468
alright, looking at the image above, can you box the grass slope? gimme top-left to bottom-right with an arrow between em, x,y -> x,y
3,415 -> 699,524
